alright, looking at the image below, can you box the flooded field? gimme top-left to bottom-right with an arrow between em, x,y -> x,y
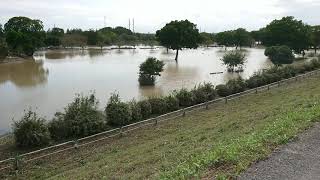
0,47 -> 272,133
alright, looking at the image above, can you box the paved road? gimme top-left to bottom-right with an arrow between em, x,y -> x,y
239,123 -> 320,180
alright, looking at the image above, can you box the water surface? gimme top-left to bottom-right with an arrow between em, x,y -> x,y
0,47 -> 272,133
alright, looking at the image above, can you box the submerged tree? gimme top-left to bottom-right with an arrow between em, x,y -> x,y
156,20 -> 201,61
138,57 -> 165,86
221,50 -> 246,72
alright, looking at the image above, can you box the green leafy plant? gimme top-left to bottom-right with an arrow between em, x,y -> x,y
13,110 -> 51,148
105,93 -> 132,126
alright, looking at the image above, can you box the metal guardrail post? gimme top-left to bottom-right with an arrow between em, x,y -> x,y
14,156 -> 20,172
255,87 -> 258,94
119,127 -> 123,136
267,85 -> 270,90
225,97 -> 228,104
154,118 -> 158,126
182,109 -> 186,117
205,102 -> 209,110
73,140 -> 79,150
278,81 -> 280,87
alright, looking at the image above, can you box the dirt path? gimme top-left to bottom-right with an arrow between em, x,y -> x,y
239,123 -> 320,180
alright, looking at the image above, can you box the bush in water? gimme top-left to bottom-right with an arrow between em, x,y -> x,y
13,110 -> 51,148
221,50 -> 246,72
139,57 -> 165,86
105,93 -> 132,126
49,93 -> 106,140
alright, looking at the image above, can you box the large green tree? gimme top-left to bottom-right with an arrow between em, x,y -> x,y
200,32 -> 214,47
215,31 -> 235,50
4,16 -> 45,56
156,20 -> 201,61
233,28 -> 252,49
263,16 -> 311,54
311,26 -> 320,54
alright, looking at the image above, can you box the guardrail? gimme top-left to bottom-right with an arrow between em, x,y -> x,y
1,68 -> 319,175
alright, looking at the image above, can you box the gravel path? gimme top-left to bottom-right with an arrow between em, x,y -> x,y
239,123 -> 320,180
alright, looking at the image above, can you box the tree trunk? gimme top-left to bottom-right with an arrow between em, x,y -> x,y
175,49 -> 179,62
166,47 -> 169,54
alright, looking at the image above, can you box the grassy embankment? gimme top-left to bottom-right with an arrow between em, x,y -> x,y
2,73 -> 320,179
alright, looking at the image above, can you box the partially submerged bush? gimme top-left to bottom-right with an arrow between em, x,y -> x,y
265,46 -> 294,65
13,110 -> 51,148
221,50 -> 246,72
49,93 -> 105,140
139,57 -> 165,86
105,93 -> 132,126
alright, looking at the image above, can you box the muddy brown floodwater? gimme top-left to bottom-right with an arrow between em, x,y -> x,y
0,47 -> 272,134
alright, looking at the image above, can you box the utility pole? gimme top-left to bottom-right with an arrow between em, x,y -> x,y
132,18 -> 135,33
104,16 -> 106,27
129,19 -> 131,31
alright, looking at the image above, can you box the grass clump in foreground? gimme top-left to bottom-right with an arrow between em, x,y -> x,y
2,75 -> 320,179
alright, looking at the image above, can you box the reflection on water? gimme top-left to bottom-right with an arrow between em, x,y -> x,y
0,60 -> 48,87
0,47 -> 271,133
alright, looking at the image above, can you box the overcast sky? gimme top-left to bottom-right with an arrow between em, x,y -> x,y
0,0 -> 319,33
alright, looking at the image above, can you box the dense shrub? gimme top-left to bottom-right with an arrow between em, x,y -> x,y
216,84 -> 232,97
221,50 -> 246,72
129,100 -> 142,122
278,66 -> 298,78
106,93 -> 132,126
164,95 -> 180,112
49,94 -> 105,140
139,57 -> 165,86
264,46 -> 294,65
13,110 -> 51,148
148,97 -> 168,115
226,77 -> 247,94
174,88 -> 195,107
137,100 -> 152,119
138,74 -> 156,86
191,82 -> 217,103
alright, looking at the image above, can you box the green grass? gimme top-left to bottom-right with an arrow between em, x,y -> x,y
3,75 -> 320,179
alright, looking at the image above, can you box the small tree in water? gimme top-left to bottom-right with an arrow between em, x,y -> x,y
138,57 -> 165,86
221,50 -> 246,72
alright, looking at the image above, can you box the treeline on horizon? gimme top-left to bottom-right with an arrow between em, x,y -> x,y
0,16 -> 319,59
